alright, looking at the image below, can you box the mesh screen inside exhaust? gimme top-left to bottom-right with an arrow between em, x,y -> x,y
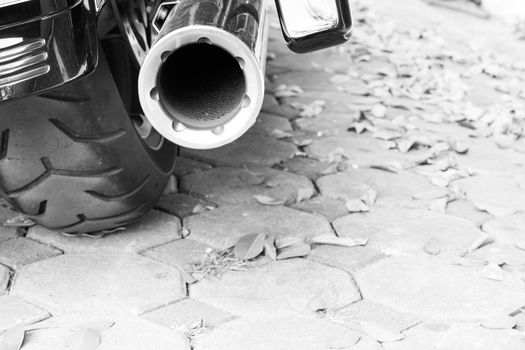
158,43 -> 246,129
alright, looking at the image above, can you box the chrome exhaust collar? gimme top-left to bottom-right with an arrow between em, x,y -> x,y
137,0 -> 269,150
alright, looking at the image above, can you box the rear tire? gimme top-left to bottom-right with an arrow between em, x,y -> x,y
0,51 -> 176,234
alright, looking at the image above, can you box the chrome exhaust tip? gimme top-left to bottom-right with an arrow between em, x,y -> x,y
138,25 -> 265,150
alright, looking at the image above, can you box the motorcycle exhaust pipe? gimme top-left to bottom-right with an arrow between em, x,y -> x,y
138,0 -> 269,149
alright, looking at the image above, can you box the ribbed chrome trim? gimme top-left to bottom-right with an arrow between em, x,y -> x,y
0,38 -> 49,87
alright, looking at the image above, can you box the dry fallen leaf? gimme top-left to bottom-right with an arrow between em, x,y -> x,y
481,314 -> 516,329
429,197 -> 448,213
359,321 -> 404,342
233,233 -> 266,260
307,287 -> 339,312
64,328 -> 101,350
296,188 -> 313,203
0,326 -> 25,350
276,242 -> 311,260
370,104 -> 387,118
273,84 -> 303,98
423,238 -> 441,256
3,215 -> 34,228
483,262 -> 504,281
328,330 -> 361,349
275,236 -> 305,250
298,100 -> 326,118
311,235 -> 368,248
465,234 -> 492,255
361,189 -> 378,208
239,171 -> 267,185
74,321 -> 115,333
345,199 -> 370,213
253,195 -> 285,206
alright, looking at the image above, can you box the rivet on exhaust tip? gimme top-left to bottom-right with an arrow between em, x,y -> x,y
212,125 -> 224,135
150,88 -> 160,101
236,57 -> 246,69
161,51 -> 171,62
242,96 -> 251,108
198,37 -> 212,45
173,122 -> 185,132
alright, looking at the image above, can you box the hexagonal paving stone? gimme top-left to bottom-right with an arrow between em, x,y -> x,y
482,213 -> 525,245
292,195 -> 349,221
0,265 -> 8,294
194,316 -> 351,350
0,295 -> 49,331
184,204 -> 333,248
278,157 -> 335,180
355,255 -> 525,321
332,208 -> 483,255
447,200 -> 493,228
181,134 -> 296,167
156,193 -> 215,219
306,135 -> 403,165
335,300 -> 420,333
12,253 -> 185,317
456,174 -> 525,216
423,323 -> 525,350
27,210 -> 181,253
458,140 -> 525,176
0,226 -> 19,243
141,238 -> 210,271
191,259 -> 360,317
9,316 -> 189,350
248,113 -> 293,137
296,112 -> 358,136
173,156 -> 213,177
142,299 -> 237,329
317,168 -> 439,209
180,167 -> 314,206
0,238 -> 61,269
309,245 -> 387,272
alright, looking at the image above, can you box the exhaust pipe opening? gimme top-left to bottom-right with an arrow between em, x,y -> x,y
158,43 -> 247,129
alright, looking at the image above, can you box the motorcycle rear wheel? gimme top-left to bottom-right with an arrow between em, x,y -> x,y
0,51 -> 176,234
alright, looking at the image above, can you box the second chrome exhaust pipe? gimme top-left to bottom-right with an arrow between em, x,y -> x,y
138,0 -> 269,149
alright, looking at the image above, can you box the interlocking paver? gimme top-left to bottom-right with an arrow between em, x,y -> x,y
456,174 -> 525,216
141,238 -> 210,271
306,135 -> 402,164
0,265 -> 9,294
335,299 -> 420,333
333,207 -> 482,255
292,195 -> 348,221
191,259 -> 360,317
27,210 -> 181,253
156,193 -> 215,219
0,238 -> 61,269
184,204 -> 333,248
181,134 -> 297,167
428,323 -> 525,350
355,255 -> 525,321
193,315 -> 350,350
296,112 -> 360,136
12,253 -> 185,317
142,299 -> 237,329
278,157 -> 336,180
248,113 -> 293,136
482,213 -> 525,244
10,316 -> 189,350
0,295 -> 49,331
317,168 -> 439,208
180,167 -> 314,206
0,226 -> 19,243
173,156 -> 213,177
447,199 -> 493,228
309,245 -> 387,272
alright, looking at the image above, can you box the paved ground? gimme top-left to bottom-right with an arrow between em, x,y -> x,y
2,0 -> 525,349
